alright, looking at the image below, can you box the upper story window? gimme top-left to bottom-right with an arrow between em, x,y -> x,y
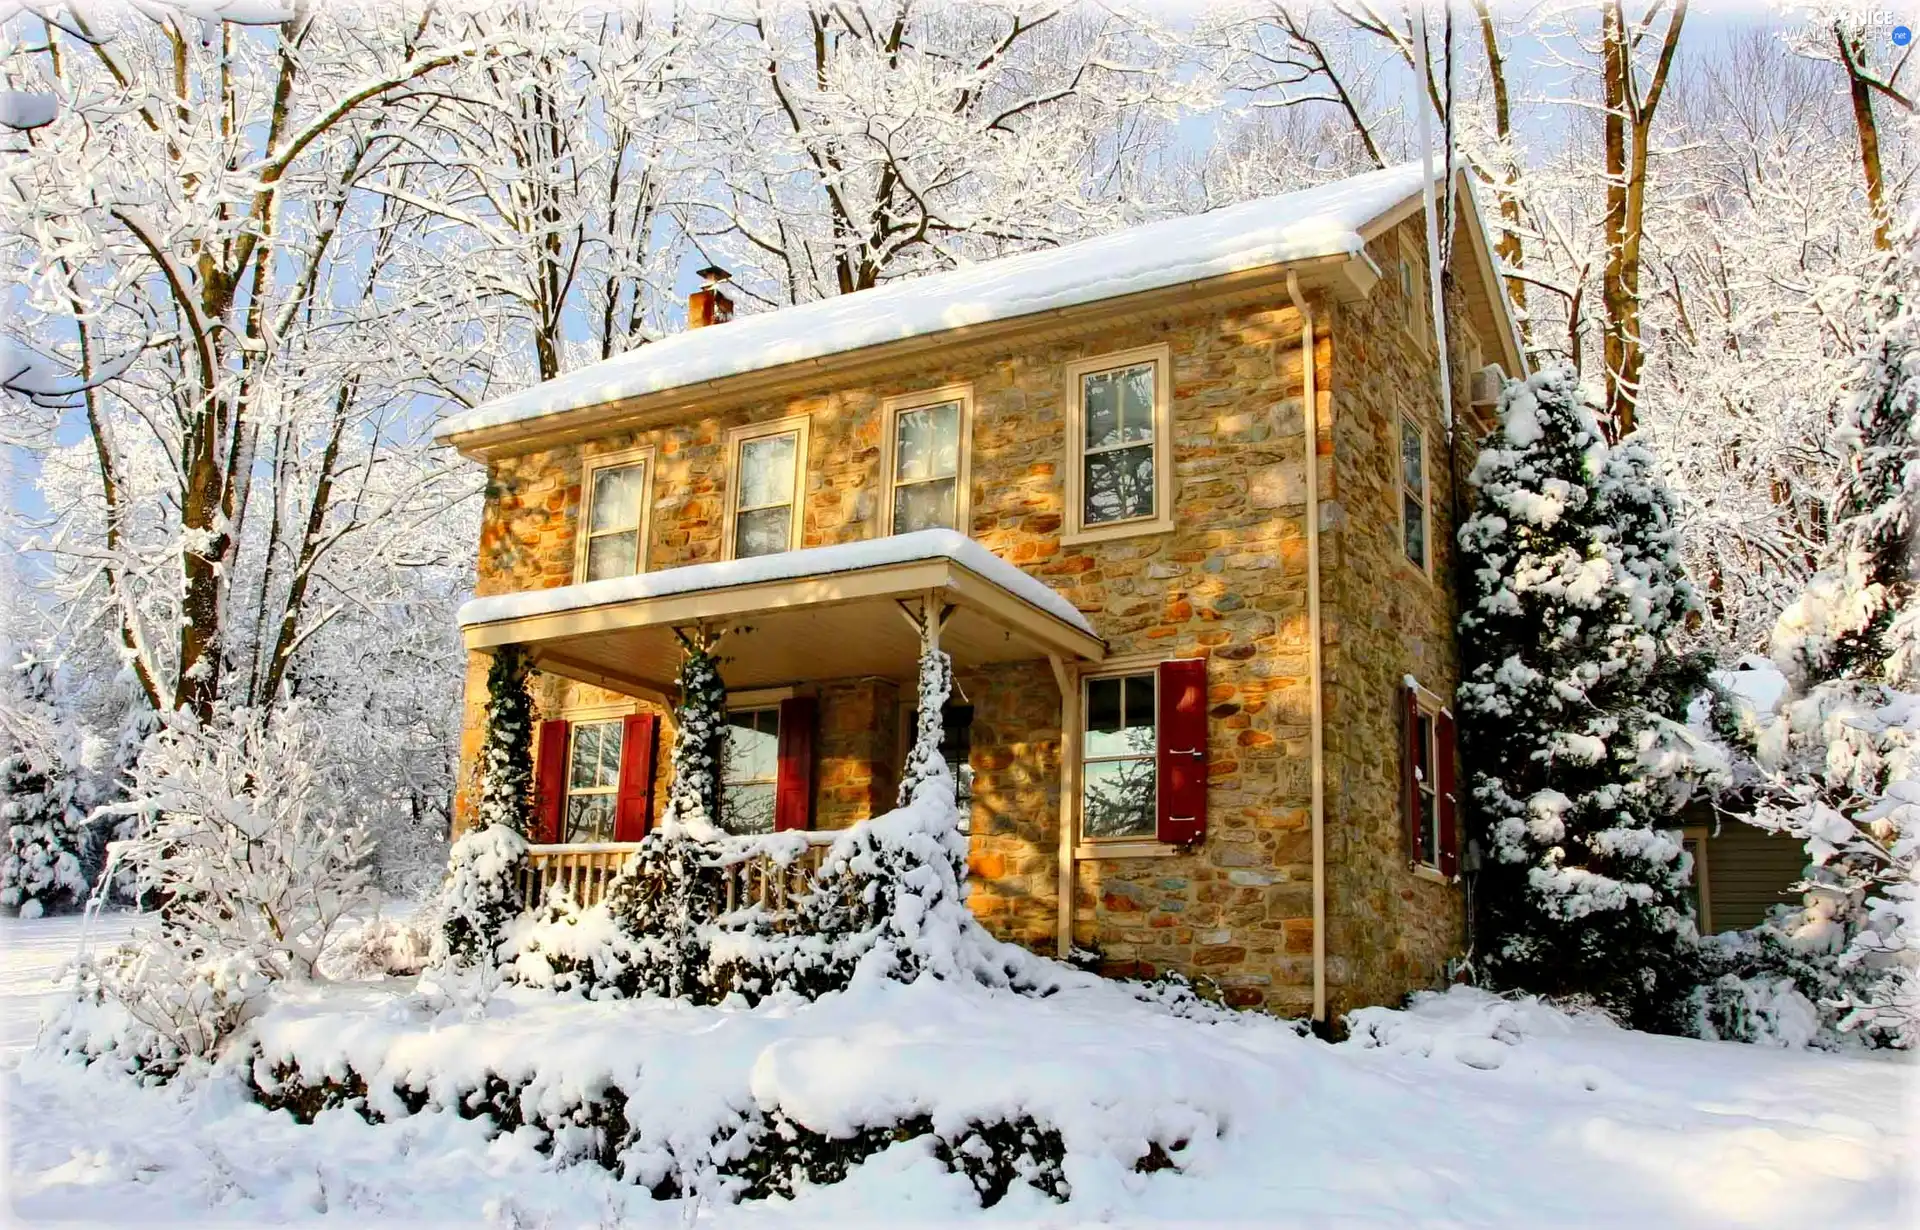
725,415 -> 809,560
720,707 -> 781,834
577,446 -> 654,582
1064,344 -> 1175,544
1398,232 -> 1429,346
880,385 -> 972,536
1401,414 -> 1429,573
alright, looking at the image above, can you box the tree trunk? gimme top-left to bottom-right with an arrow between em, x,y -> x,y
1473,0 -> 1527,343
1837,23 -> 1890,251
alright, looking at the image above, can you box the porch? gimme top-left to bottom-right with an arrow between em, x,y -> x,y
460,530 -> 1107,950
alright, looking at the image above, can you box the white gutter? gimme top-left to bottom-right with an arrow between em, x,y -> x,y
1286,271 -> 1328,1026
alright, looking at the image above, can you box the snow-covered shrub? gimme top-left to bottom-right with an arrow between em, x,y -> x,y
321,912 -> 437,980
0,654 -> 93,916
436,824 -> 528,967
477,646 -> 535,836
1457,364 -> 1720,1031
60,704 -> 375,1065
1739,215 -> 1919,1049
52,943 -> 271,1081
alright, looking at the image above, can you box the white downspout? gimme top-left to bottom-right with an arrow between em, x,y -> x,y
1414,2 -> 1455,434
1286,271 -> 1327,1027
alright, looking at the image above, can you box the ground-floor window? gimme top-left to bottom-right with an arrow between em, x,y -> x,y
1402,680 -> 1457,876
905,702 -> 974,831
1082,671 -> 1157,841
720,707 -> 780,834
1409,706 -> 1439,868
565,718 -> 625,843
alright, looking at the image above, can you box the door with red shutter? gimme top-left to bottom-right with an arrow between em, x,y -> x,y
1155,658 -> 1208,845
773,697 -> 816,832
613,713 -> 659,841
1435,708 -> 1458,877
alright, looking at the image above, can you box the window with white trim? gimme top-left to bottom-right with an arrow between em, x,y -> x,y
564,719 -> 625,843
1081,671 -> 1157,841
1398,232 -> 1428,344
1065,346 -> 1174,543
577,448 -> 652,582
881,387 -> 970,535
720,707 -> 780,834
1400,414 -> 1429,572
726,417 -> 808,559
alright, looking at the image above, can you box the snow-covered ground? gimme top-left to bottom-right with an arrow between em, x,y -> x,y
3,913 -> 1914,1228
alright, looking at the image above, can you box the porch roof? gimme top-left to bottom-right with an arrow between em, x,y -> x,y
458,530 -> 1105,696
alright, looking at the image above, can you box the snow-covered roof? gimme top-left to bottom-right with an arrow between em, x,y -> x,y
435,163 -> 1431,443
456,528 -> 1094,636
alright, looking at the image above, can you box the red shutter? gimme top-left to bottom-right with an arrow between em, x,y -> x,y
1156,659 -> 1207,845
613,713 -> 659,842
1436,707 -> 1459,878
774,697 -> 815,832
533,718 -> 569,845
1404,684 -> 1422,864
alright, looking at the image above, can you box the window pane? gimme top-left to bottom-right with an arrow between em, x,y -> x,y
1086,673 -> 1154,758
893,478 -> 957,534
586,531 -> 638,581
720,782 -> 776,835
1083,365 -> 1154,449
1083,758 -> 1156,839
895,403 -> 959,484
1418,791 -> 1438,866
590,463 -> 644,534
1404,492 -> 1426,567
724,710 -> 780,786
565,794 -> 617,844
1401,420 -> 1423,492
1084,443 -> 1155,524
736,506 -> 792,558
738,433 -> 796,509
569,723 -> 602,790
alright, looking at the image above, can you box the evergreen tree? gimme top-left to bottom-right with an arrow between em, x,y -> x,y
1748,218 -> 1919,1047
0,656 -> 90,917
655,630 -> 728,838
477,646 -> 535,837
1458,364 -> 1714,1030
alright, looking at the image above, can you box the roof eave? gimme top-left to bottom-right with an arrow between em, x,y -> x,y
435,249 -> 1373,462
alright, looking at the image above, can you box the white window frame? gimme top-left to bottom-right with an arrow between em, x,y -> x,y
719,704 -> 781,835
1399,231 -> 1429,348
1077,665 -> 1160,847
563,716 -> 626,844
722,414 -> 810,560
574,444 -> 656,583
1407,687 -> 1443,876
1064,344 -> 1176,545
1399,413 -> 1431,577
878,383 -> 974,537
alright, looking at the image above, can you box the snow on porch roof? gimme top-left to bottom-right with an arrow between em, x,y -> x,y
435,162 -> 1431,443
457,529 -> 1095,638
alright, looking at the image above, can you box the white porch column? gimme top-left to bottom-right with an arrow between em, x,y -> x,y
1048,653 -> 1079,960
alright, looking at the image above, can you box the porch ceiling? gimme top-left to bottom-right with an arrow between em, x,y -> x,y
460,542 -> 1106,697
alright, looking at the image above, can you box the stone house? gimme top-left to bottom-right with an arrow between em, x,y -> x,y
436,162 -> 1527,1024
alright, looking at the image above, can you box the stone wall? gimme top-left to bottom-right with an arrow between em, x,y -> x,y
1318,217 -> 1476,1018
453,264 -> 1480,1020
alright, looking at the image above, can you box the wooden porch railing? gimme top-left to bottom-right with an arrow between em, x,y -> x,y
522,832 -> 838,914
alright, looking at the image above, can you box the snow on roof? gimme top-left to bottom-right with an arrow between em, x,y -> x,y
457,528 -> 1095,636
436,162 -> 1430,442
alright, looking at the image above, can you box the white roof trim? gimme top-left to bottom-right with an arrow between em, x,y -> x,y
436,163 -> 1434,443
457,529 -> 1095,637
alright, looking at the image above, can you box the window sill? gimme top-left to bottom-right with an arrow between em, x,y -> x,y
1075,840 -> 1180,861
1061,516 -> 1176,548
1410,863 -> 1451,886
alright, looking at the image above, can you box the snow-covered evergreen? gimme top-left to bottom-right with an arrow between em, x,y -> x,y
897,643 -> 956,808
1743,215 -> 1919,1048
476,646 -> 535,837
0,654 -> 92,917
653,632 -> 728,839
436,824 -> 529,968
1457,364 -> 1718,1029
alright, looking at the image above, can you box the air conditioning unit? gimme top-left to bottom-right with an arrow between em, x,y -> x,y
1468,364 -> 1506,407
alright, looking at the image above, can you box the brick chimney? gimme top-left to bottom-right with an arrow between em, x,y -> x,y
688,265 -> 734,329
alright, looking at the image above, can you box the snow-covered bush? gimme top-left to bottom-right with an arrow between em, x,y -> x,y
1739,216 -> 1919,1049
64,703 -> 376,1065
0,654 -> 93,916
476,646 -> 535,836
436,824 -> 528,967
1457,364 -> 1719,1031
321,912 -> 437,980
